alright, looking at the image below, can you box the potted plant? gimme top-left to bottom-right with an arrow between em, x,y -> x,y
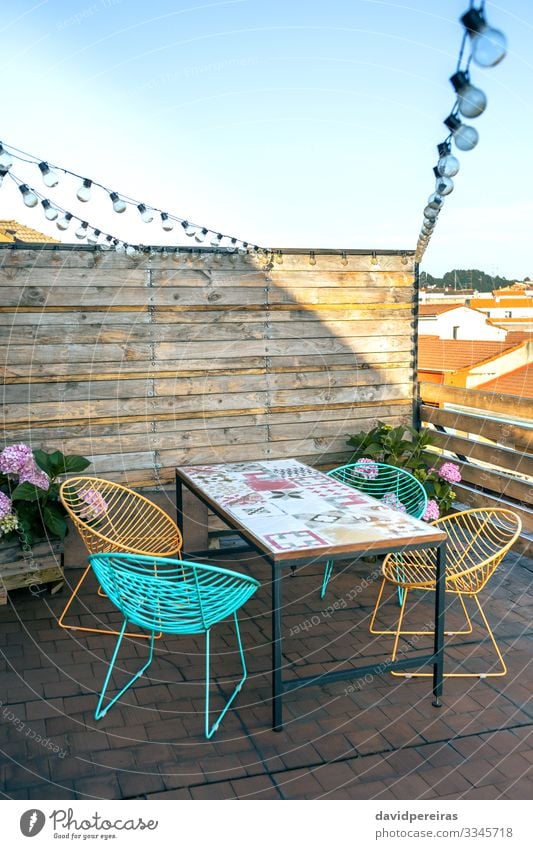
0,443 -> 91,604
346,422 -> 461,521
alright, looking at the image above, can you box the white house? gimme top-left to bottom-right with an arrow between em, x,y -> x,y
418,304 -> 507,341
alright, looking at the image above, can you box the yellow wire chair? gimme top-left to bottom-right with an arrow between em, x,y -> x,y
369,508 -> 522,678
58,476 -> 182,638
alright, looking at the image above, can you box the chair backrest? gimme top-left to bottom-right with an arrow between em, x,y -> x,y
433,508 -> 522,593
60,476 -> 182,557
89,552 -> 260,634
329,462 -> 427,519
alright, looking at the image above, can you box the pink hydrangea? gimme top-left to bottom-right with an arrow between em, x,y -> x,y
381,492 -> 407,513
19,464 -> 50,491
423,499 -> 440,522
353,458 -> 379,480
79,489 -> 108,520
0,443 -> 33,475
0,491 -> 13,519
438,462 -> 461,484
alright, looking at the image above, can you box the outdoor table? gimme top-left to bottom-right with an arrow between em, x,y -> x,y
175,458 -> 447,731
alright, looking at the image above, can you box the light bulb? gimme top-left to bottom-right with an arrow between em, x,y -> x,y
444,114 -> 479,152
41,199 -> 59,221
77,179 -> 92,202
195,228 -> 208,243
109,191 -> 127,213
0,144 -> 13,170
75,221 -> 88,240
19,184 -> 38,208
226,238 -> 237,253
423,206 -> 439,221
125,244 -> 138,257
433,167 -> 454,196
87,229 -> 100,245
436,142 -> 460,178
100,235 -> 113,251
161,212 -> 174,231
0,167 -> 9,187
341,251 -> 349,267
370,252 -> 379,266
38,162 -> 60,188
427,192 -> 443,210
275,250 -> 284,265
309,251 -> 316,266
210,232 -> 222,247
56,213 -> 73,231
461,8 -> 507,68
172,247 -> 181,262
138,203 -> 154,224
238,243 -> 249,256
181,220 -> 196,238
450,71 -> 487,119
115,241 -> 126,254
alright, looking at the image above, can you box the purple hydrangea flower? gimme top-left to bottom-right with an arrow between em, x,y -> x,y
79,489 -> 108,520
438,462 -> 461,483
0,443 -> 34,475
353,458 -> 379,480
0,491 -> 13,520
381,492 -> 407,513
19,464 -> 50,491
423,499 -> 440,522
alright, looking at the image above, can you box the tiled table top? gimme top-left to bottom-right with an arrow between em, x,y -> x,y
177,459 -> 443,559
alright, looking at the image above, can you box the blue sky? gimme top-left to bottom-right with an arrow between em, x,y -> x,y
1,0 -> 532,277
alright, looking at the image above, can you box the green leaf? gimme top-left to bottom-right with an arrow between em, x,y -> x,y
62,455 -> 91,474
33,449 -> 54,476
10,482 -> 45,502
43,502 -> 67,539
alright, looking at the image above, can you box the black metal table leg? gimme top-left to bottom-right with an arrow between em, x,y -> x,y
272,562 -> 283,731
432,540 -> 446,706
175,470 -> 184,537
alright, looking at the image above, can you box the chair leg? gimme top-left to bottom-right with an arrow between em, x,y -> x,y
391,593 -> 507,678
320,560 -> 334,599
58,564 -> 161,640
95,619 -> 155,720
204,612 -> 248,739
370,582 -> 473,636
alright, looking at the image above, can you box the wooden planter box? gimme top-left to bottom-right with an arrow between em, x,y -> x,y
0,538 -> 64,605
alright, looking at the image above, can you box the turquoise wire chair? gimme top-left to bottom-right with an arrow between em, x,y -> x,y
89,552 -> 260,739
320,461 -> 428,601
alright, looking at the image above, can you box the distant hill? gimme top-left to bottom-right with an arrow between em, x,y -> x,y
420,269 -> 531,293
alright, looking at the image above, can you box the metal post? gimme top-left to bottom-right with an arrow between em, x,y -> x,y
432,540 -> 446,706
175,470 -> 184,535
272,562 -> 283,731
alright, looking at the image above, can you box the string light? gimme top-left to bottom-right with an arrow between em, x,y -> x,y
19,184 -> 38,208
76,179 -> 92,202
309,251 -> 316,266
0,139 -> 262,257
41,199 -> 59,221
415,3 -> 507,264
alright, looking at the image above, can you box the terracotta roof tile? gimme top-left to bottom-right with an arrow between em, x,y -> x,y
418,338 -> 522,372
418,304 -> 459,316
479,363 -> 533,398
0,219 -> 58,244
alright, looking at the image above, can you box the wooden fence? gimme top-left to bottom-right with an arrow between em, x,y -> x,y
1,246 -> 416,487
419,382 -> 533,542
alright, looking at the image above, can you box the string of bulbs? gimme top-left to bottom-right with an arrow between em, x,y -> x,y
415,1 -> 507,264
0,139 -> 265,259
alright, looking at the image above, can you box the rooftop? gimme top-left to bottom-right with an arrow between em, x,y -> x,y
418,338 -> 521,372
2,546 -> 532,800
479,363 -> 533,398
0,219 -> 58,244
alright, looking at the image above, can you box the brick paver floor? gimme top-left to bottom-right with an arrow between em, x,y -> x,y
1,544 -> 532,800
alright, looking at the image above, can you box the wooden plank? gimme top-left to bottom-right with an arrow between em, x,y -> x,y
1,343 -> 153,364
453,482 -> 533,535
156,335 -> 412,360
419,404 -> 532,453
152,269 -> 414,288
452,461 -> 532,506
427,429 -> 533,478
0,287 -> 157,307
0,267 -> 148,287
420,382 -> 533,420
